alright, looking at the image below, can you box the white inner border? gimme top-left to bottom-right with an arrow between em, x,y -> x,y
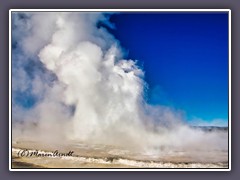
9,9 -> 231,172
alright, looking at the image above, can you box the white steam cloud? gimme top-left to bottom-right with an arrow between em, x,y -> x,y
12,12 -> 227,153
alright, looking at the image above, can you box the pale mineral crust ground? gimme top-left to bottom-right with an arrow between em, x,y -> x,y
11,138 -> 228,169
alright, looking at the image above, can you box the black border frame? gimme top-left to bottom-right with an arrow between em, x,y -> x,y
1,0 -> 240,179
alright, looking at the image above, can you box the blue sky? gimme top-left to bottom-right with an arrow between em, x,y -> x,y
110,12 -> 229,125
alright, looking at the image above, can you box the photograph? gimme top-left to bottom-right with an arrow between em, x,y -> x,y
10,9 -> 230,171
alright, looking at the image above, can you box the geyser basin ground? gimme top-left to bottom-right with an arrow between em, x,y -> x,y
11,127 -> 228,169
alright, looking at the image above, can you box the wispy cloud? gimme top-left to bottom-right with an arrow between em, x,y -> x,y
188,118 -> 228,127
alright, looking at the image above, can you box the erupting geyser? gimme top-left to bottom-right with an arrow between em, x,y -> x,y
12,12 -> 227,154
